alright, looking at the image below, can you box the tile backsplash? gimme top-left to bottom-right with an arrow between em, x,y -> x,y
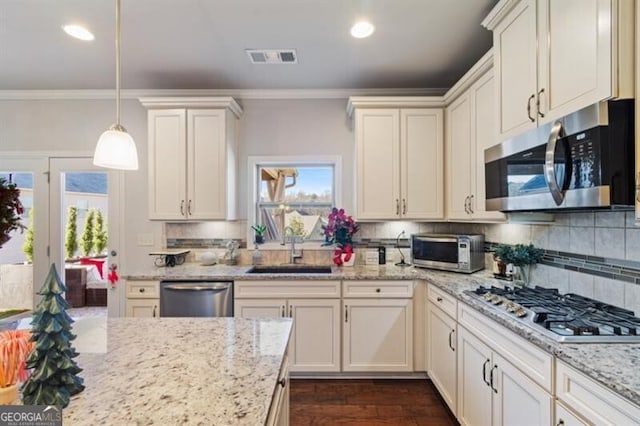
164,210 -> 640,314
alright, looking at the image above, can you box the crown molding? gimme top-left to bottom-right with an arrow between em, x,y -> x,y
138,96 -> 244,118
346,96 -> 446,117
0,87 -> 446,101
481,0 -> 521,30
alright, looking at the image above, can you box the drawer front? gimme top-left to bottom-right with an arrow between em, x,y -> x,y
556,360 -> 640,425
343,280 -> 414,298
235,280 -> 341,299
458,302 -> 553,392
126,280 -> 160,299
427,284 -> 457,318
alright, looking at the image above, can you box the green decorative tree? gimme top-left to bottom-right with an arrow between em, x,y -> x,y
21,263 -> 85,407
92,210 -> 108,255
64,206 -> 78,260
22,207 -> 34,263
79,209 -> 95,257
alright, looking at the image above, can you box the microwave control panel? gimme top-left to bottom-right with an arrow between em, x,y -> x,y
458,241 -> 469,265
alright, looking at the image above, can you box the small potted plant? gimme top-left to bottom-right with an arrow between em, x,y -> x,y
493,243 -> 544,286
322,207 -> 359,266
0,177 -> 25,249
251,225 -> 267,245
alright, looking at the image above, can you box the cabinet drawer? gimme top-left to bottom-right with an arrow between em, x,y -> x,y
235,280 -> 341,299
556,360 -> 640,425
126,280 -> 160,299
427,284 -> 457,318
343,280 -> 413,298
458,302 -> 553,393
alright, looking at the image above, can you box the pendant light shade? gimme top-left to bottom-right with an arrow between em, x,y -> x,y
93,0 -> 139,170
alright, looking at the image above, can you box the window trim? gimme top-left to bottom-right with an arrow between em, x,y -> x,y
247,155 -> 342,250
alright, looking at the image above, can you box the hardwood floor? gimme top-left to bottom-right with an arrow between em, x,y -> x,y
290,379 -> 458,426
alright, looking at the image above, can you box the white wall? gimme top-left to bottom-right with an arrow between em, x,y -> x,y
0,97 -> 355,272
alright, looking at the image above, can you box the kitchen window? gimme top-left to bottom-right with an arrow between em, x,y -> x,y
248,156 -> 342,245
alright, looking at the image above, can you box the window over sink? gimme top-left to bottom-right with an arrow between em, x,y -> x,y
248,156 -> 342,246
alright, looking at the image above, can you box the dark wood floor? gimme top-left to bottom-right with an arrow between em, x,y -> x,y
290,379 -> 458,426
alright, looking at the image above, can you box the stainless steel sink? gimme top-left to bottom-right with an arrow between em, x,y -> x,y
246,265 -> 333,274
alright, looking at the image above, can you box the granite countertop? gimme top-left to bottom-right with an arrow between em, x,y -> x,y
124,263 -> 640,408
63,317 -> 292,425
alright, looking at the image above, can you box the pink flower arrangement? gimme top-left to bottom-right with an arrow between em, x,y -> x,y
322,207 -> 359,266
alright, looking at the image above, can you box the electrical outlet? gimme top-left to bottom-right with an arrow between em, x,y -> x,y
364,251 -> 379,265
137,233 -> 154,246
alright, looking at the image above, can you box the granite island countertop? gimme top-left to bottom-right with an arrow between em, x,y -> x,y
63,317 -> 292,425
124,264 -> 640,408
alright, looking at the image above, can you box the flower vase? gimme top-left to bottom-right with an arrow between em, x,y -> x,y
0,384 -> 18,405
341,253 -> 355,267
514,264 -> 531,287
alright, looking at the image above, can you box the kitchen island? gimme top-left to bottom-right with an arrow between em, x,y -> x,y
63,317 -> 292,425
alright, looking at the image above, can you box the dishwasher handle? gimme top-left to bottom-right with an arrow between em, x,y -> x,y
163,283 -> 231,292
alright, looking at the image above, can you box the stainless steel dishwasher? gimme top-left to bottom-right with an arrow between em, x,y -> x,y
160,280 -> 233,317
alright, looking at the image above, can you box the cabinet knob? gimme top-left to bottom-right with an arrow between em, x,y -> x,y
139,288 -> 145,293
376,288 -> 381,293
278,378 -> 286,387
556,420 -> 565,426
436,297 -> 443,302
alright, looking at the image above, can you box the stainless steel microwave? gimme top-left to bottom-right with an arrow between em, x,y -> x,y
411,234 -> 484,273
484,100 -> 635,212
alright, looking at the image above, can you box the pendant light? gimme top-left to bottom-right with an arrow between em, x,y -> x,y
93,0 -> 139,170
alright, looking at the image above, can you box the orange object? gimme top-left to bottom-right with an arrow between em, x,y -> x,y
0,330 -> 35,388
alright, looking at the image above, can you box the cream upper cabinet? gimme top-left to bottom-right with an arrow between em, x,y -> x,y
349,98 -> 444,221
140,97 -> 242,221
445,53 -> 506,222
484,0 -> 634,141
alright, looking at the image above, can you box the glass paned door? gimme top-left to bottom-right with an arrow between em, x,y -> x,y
0,157 -> 48,312
49,158 -> 121,318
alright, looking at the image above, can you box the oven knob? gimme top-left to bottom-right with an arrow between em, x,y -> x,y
490,295 -> 504,305
483,292 -> 494,301
515,307 -> 527,318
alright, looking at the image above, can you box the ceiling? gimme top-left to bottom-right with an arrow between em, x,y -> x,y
0,0 -> 498,92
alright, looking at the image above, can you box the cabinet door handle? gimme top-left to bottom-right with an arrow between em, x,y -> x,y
537,88 -> 545,118
468,194 -> 474,214
402,198 -> 407,215
188,199 -> 192,215
180,200 -> 185,216
345,305 -> 348,322
556,420 -> 565,426
482,359 -> 491,386
153,305 -> 157,318
527,94 -> 536,122
463,196 -> 469,214
289,305 -> 292,318
395,199 -> 400,215
281,305 -> 285,317
448,329 -> 455,351
490,365 -> 498,393
278,378 -> 287,387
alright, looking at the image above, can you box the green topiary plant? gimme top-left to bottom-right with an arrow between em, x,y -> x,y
64,206 -> 79,260
22,207 -> 34,263
93,209 -> 108,255
0,177 -> 25,249
494,243 -> 544,267
79,209 -> 95,257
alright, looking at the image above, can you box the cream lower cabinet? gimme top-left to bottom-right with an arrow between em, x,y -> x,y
234,281 -> 341,373
457,326 -> 552,426
426,302 -> 457,414
555,360 -> 640,425
266,353 -> 290,426
456,302 -> 553,426
125,280 -> 159,318
342,280 -> 414,372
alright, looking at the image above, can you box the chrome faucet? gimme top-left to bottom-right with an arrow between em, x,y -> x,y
282,226 -> 303,264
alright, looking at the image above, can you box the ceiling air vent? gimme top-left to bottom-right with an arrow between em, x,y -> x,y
246,49 -> 298,64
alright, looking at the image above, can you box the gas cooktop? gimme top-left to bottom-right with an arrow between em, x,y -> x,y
467,286 -> 640,343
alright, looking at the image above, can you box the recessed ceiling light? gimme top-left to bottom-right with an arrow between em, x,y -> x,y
62,24 -> 95,41
350,21 -> 375,39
